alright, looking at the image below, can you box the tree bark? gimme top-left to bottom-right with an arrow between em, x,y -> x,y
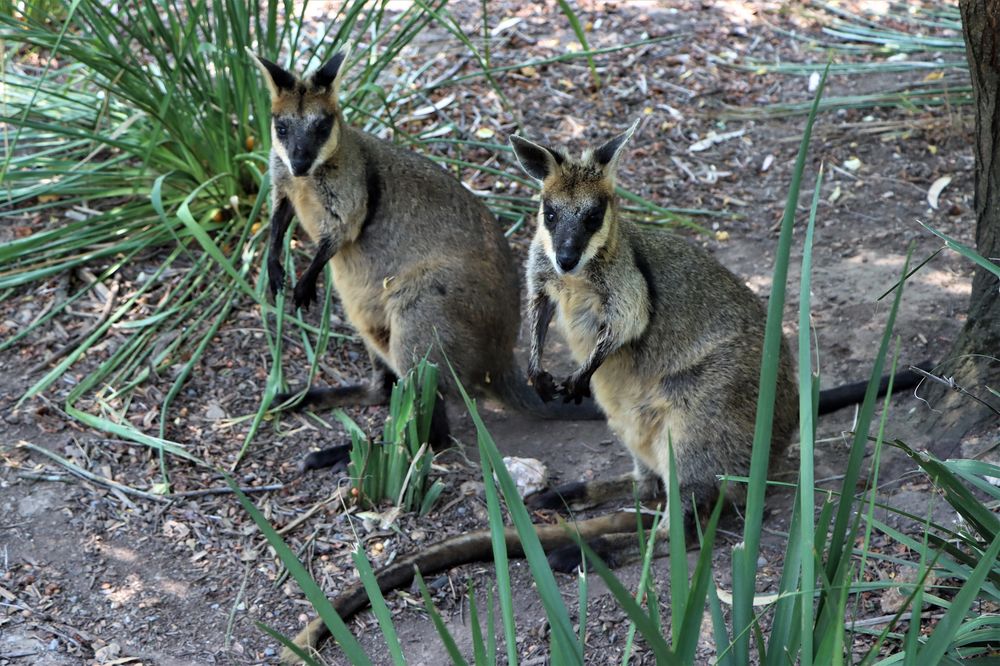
925,0 -> 1000,437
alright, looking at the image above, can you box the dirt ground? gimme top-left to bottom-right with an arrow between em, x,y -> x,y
2,1 -> 995,665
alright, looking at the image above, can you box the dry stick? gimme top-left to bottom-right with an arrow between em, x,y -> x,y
910,364 -> 1000,418
171,484 -> 284,498
277,486 -> 350,536
18,440 -> 168,503
17,443 -> 284,500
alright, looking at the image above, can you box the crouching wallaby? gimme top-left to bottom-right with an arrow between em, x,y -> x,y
248,48 -> 597,472
510,122 -> 927,570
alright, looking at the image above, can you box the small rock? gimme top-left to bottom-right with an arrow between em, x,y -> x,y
501,457 -> 549,498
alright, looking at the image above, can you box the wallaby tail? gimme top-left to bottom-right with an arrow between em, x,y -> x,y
817,361 -> 932,416
488,367 -> 604,420
279,511 -> 651,664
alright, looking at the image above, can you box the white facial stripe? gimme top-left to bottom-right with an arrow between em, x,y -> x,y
272,126 -> 293,172
535,213 -> 562,275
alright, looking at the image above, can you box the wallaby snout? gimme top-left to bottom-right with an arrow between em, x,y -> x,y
553,229 -> 585,273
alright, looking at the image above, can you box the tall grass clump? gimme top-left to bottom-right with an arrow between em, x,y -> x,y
726,1 -> 970,118
344,357 -> 445,515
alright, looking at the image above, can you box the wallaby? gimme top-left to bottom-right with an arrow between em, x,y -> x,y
510,122 -> 927,569
507,120 -> 798,569
248,48 -> 596,471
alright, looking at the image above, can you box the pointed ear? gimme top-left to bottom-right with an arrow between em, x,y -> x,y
245,47 -> 296,100
592,118 -> 640,174
310,50 -> 348,99
510,135 -> 564,182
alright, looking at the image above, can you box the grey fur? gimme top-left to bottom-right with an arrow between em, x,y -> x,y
514,125 -> 797,566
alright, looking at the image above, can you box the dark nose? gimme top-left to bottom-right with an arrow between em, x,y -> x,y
291,158 -> 312,177
556,248 -> 579,273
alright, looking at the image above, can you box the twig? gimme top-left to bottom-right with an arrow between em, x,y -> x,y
16,440 -> 168,503
277,485 -> 350,536
910,365 -> 1000,417
170,484 -> 284,499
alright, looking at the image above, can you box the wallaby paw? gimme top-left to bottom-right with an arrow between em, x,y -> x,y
546,543 -> 586,573
559,373 -> 592,405
525,480 -> 587,512
292,280 -> 318,310
267,263 -> 286,299
299,444 -> 351,474
529,370 -> 560,403
525,487 -> 565,511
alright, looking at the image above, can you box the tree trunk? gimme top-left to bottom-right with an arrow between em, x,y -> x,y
925,0 -> 1000,437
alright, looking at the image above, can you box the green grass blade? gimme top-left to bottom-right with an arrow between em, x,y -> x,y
352,549 -> 407,666
228,479 -> 372,665
415,569 -> 469,666
918,533 -> 1000,662
733,61 -> 829,664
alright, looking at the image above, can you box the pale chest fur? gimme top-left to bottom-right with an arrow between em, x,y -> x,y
545,278 -> 603,365
285,177 -> 326,242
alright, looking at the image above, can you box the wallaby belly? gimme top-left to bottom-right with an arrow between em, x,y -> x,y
330,245 -> 392,359
593,356 -> 687,478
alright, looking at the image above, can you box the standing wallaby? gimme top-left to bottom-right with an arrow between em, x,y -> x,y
510,121 -> 799,569
248,49 -> 596,471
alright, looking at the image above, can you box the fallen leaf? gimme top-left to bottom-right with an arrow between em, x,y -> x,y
927,175 -> 952,209
475,127 -> 495,139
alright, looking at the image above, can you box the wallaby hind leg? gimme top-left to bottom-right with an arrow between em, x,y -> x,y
527,460 -> 661,512
287,354 -> 397,474
274,352 -> 396,411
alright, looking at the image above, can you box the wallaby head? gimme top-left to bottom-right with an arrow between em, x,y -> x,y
247,48 -> 348,177
510,120 -> 639,275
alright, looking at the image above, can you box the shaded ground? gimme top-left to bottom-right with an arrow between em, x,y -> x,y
2,1 -> 994,665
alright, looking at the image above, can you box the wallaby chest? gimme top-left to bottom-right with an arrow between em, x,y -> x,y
545,278 -> 604,364
284,177 -> 327,243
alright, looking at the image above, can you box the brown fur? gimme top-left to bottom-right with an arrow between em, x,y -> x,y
248,49 -> 601,437
512,122 -> 798,565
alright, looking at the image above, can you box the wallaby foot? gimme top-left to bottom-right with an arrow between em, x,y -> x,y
299,392 -> 451,474
546,530 -> 672,573
527,473 -> 662,512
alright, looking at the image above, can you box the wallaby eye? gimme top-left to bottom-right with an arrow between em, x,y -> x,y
275,122 -> 288,138
542,203 -> 556,226
314,115 -> 333,134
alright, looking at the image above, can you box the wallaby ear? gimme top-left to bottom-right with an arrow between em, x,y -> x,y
310,49 -> 349,99
510,135 -> 564,182
245,47 -> 296,101
592,118 -> 641,174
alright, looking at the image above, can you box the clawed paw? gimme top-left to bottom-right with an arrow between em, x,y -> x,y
530,370 -> 560,403
559,373 -> 592,405
268,263 -> 286,299
293,280 -> 318,310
